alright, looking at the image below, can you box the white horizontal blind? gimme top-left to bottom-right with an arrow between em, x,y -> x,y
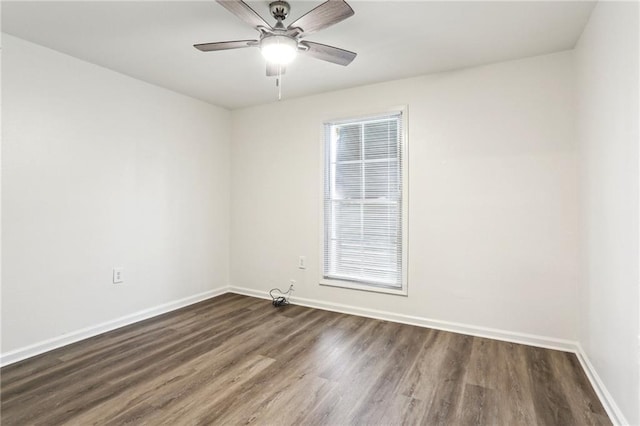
323,112 -> 404,289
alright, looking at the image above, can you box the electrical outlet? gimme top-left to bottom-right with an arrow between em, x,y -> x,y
289,279 -> 296,289
298,256 -> 306,269
113,267 -> 124,284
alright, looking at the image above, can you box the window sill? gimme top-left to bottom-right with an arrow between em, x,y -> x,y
320,278 -> 408,296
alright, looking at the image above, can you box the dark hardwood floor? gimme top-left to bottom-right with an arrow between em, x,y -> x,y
1,293 -> 610,425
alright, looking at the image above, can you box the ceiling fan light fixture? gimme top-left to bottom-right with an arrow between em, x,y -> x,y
260,35 -> 297,65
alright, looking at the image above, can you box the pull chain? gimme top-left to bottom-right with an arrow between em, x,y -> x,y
276,65 -> 282,101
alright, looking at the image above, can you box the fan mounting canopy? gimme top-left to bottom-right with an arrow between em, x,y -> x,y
269,1 -> 290,21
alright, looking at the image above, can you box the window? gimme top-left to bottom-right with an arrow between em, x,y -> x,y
322,109 -> 407,295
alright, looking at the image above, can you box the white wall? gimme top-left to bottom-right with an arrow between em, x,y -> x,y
575,2 -> 640,425
230,51 -> 579,342
1,34 -> 231,355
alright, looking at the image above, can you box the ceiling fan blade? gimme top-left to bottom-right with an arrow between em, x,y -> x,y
266,63 -> 286,77
216,0 -> 272,30
194,40 -> 257,52
300,41 -> 356,66
287,0 -> 354,35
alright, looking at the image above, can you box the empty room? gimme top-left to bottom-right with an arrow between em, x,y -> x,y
1,0 -> 638,424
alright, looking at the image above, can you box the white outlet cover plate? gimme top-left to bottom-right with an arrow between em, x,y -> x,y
113,267 -> 124,284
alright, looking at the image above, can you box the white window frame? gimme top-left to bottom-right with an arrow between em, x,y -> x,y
319,106 -> 409,296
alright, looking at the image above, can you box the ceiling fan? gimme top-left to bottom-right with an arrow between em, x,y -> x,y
194,0 -> 357,76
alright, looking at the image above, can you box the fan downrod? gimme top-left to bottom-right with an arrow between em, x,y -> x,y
269,1 -> 290,21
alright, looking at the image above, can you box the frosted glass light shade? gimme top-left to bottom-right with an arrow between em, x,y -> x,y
261,35 -> 297,65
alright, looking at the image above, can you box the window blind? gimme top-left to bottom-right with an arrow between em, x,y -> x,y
323,112 -> 404,289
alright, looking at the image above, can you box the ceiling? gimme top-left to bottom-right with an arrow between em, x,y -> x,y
2,1 -> 595,110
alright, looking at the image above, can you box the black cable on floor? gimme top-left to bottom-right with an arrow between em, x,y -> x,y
269,284 -> 294,307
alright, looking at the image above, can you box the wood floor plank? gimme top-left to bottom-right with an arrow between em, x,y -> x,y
194,311 -> 345,424
551,350 -> 611,426
456,383 -> 498,425
375,393 -> 430,426
316,317 -> 384,382
0,294 -> 611,425
348,323 -> 425,423
304,320 -> 410,425
526,346 -> 578,425
396,328 -> 451,401
465,337 -> 503,390
117,354 -> 277,426
423,333 -> 474,425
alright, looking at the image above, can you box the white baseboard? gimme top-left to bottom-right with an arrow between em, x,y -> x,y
575,343 -> 629,426
0,286 -> 230,367
228,286 -> 576,352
